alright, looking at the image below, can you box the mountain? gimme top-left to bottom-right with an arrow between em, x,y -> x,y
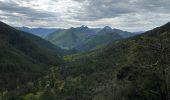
1,22 -> 170,100
132,31 -> 145,34
112,28 -> 135,38
75,27 -> 122,51
0,21 -> 63,91
61,22 -> 170,100
94,26 -> 135,38
45,26 -> 96,50
46,26 -> 126,51
24,22 -> 169,100
97,26 -> 113,34
15,27 -> 57,38
90,28 -> 102,33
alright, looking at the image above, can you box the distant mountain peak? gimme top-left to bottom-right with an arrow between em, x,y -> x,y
98,26 -> 113,34
80,25 -> 87,28
79,25 -> 88,30
104,26 -> 112,30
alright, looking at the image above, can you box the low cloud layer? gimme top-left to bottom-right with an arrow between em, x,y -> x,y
0,0 -> 170,31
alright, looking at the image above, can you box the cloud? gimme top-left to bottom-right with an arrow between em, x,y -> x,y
0,1 -> 57,20
0,0 -> 170,31
72,0 -> 134,20
71,0 -> 170,21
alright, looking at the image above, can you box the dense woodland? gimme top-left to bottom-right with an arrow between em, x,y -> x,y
0,21 -> 170,100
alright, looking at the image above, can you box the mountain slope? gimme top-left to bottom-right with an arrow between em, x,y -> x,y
75,28 -> 122,51
22,31 -> 70,56
91,26 -> 135,38
1,22 -> 170,100
62,22 -> 170,100
46,26 -> 123,51
112,28 -> 135,38
0,21 -> 62,91
45,26 -> 95,49
15,27 -> 57,38
27,22 -> 170,100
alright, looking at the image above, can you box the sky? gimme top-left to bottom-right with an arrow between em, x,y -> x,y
0,0 -> 170,32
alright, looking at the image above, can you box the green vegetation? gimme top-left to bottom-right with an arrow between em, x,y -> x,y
0,21 -> 170,100
45,26 -> 93,50
45,26 -> 123,51
0,21 -> 63,94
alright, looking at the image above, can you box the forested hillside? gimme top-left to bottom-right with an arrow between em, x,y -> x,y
0,21 -> 63,94
60,22 -> 170,100
1,22 -> 169,100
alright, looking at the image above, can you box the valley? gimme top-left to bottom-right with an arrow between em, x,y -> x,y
0,21 -> 170,100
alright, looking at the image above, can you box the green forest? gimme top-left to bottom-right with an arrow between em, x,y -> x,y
0,21 -> 170,100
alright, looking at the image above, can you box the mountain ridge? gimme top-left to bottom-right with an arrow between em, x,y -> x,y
45,26 -> 136,51
15,27 -> 58,38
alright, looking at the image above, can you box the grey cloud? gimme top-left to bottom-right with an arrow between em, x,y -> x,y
0,1 -> 57,21
73,0 -> 134,20
72,0 -> 170,21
